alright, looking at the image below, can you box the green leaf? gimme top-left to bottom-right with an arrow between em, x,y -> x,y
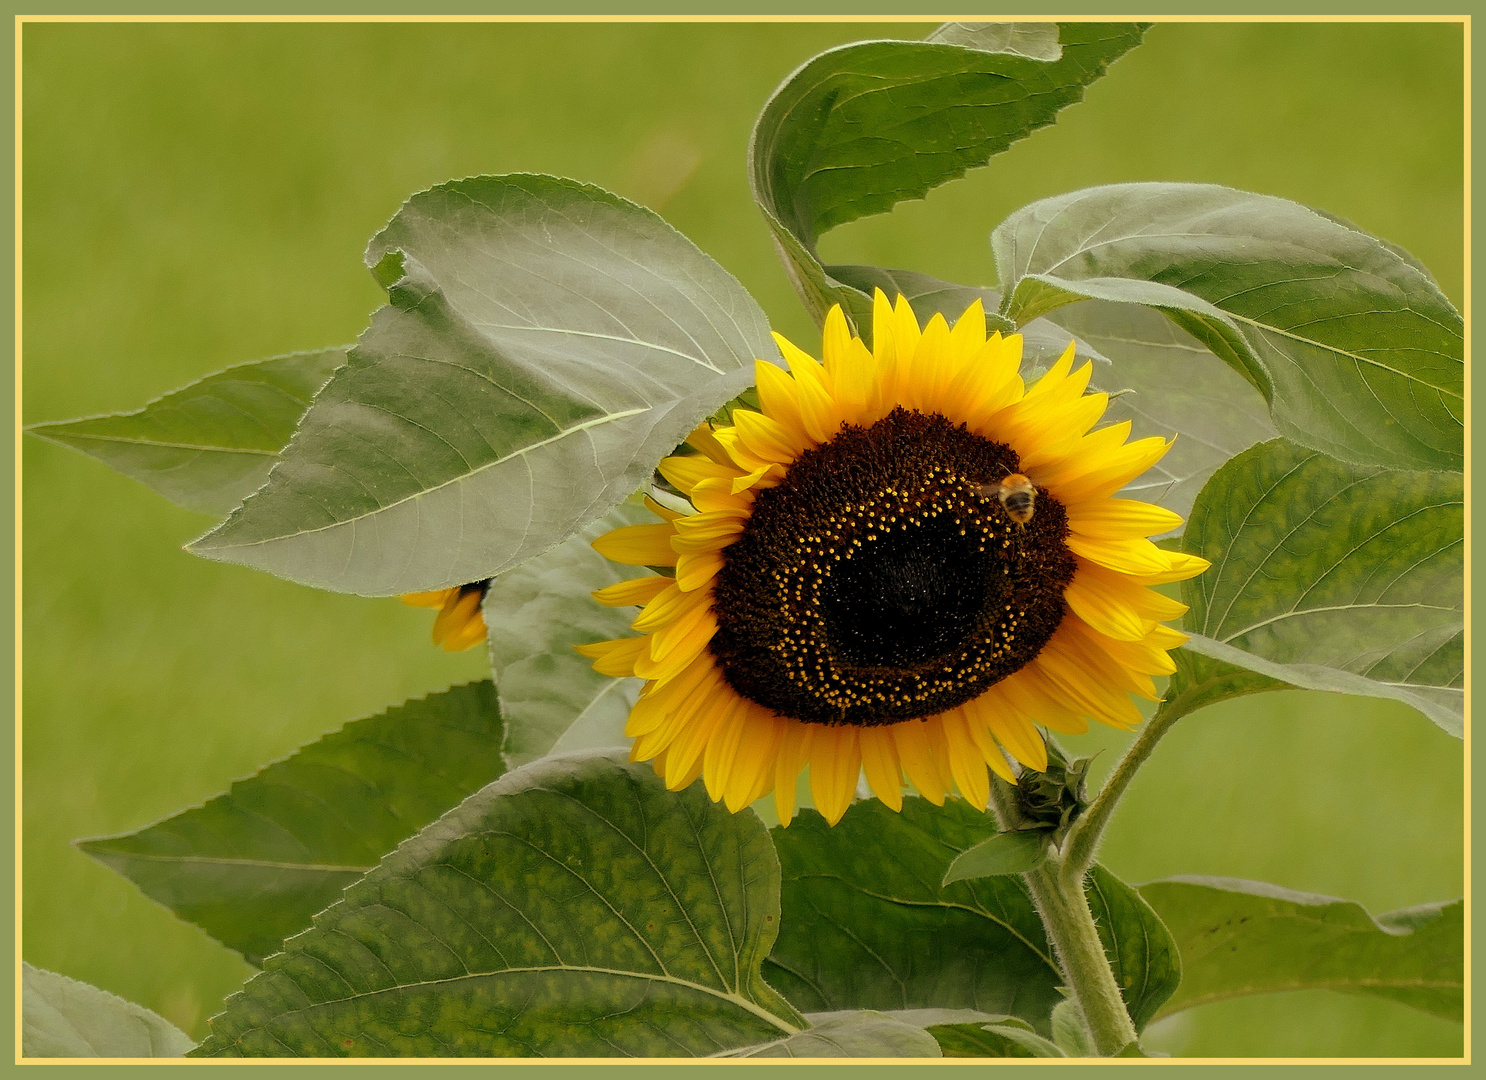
1174,438 -> 1463,736
765,798 -> 1174,1033
22,963 -> 195,1057
192,750 -> 804,1057
993,183 -> 1464,471
1084,865 -> 1181,1031
765,798 -> 1059,1026
485,502 -> 653,770
752,24 -> 1146,250
189,175 -> 774,595
749,24 -> 1146,333
77,682 -> 505,966
723,1012 -> 941,1057
1141,877 -> 1463,1023
1050,999 -> 1096,1057
1044,300 -> 1277,523
942,830 -> 1048,883
27,347 -> 346,517
926,22 -> 1063,60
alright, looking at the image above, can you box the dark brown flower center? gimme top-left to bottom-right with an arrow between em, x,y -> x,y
708,408 -> 1074,726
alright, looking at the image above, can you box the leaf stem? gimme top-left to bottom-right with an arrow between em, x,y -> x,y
1060,693 -> 1191,881
985,776 -> 1137,1056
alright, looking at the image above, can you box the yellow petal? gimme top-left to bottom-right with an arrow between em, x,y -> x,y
1067,498 -> 1185,540
1129,550 -> 1212,586
593,523 -> 680,567
810,726 -> 862,826
686,423 -> 734,465
592,575 -> 672,608
674,548 -> 726,592
891,719 -> 948,805
643,494 -> 684,522
1065,533 -> 1180,576
938,710 -> 991,809
755,357 -> 812,449
773,721 -> 815,825
575,635 -> 649,678
858,727 -> 904,812
961,691 -> 1045,774
658,454 -> 744,495
733,408 -> 807,464
729,706 -> 787,811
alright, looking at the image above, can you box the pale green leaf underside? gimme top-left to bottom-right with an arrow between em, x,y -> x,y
486,502 -> 651,770
27,347 -> 346,517
994,182 -> 1463,471
925,22 -> 1063,61
723,1011 -> 941,1057
1178,438 -> 1462,735
190,174 -> 774,595
78,682 -> 505,965
194,751 -> 804,1057
22,963 -> 195,1058
765,799 -> 1177,1033
1141,877 -> 1463,1023
749,23 -> 1145,334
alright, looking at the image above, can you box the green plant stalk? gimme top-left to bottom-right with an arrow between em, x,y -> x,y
986,776 -> 1137,1056
1061,690 -> 1192,880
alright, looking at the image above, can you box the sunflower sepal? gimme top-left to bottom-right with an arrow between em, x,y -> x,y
1013,736 -> 1096,844
941,829 -> 1050,885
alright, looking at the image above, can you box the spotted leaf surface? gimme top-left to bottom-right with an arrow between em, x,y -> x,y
765,798 -> 1177,1035
192,751 -> 804,1057
27,347 -> 346,517
1174,438 -> 1463,735
190,175 -> 772,595
995,183 -> 1463,471
78,682 -> 505,967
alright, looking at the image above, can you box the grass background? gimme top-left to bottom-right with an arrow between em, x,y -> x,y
21,21 -> 1465,1057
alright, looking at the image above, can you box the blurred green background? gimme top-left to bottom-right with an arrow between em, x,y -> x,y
22,22 -> 1464,1056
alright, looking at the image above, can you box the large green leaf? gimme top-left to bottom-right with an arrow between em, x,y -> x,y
1045,300 -> 1276,524
193,751 -> 804,1057
190,175 -> 774,595
994,183 -> 1464,471
1141,878 -> 1463,1023
749,23 -> 1146,332
722,1012 -> 941,1057
485,502 -> 651,770
27,347 -> 346,517
1173,439 -> 1463,735
78,682 -> 505,966
1084,865 -> 1180,1032
765,798 -> 1177,1034
22,963 -> 195,1058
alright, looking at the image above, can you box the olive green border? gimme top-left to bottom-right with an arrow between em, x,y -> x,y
4,2 -> 1472,1076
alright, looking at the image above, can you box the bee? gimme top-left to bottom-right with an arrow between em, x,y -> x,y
973,473 -> 1037,525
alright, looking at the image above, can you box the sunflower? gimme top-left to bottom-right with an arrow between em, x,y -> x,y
577,291 -> 1208,826
401,582 -> 490,651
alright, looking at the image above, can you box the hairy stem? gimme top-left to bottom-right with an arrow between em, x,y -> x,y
1060,692 -> 1191,881
986,775 -> 1137,1056
1024,859 -> 1138,1056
